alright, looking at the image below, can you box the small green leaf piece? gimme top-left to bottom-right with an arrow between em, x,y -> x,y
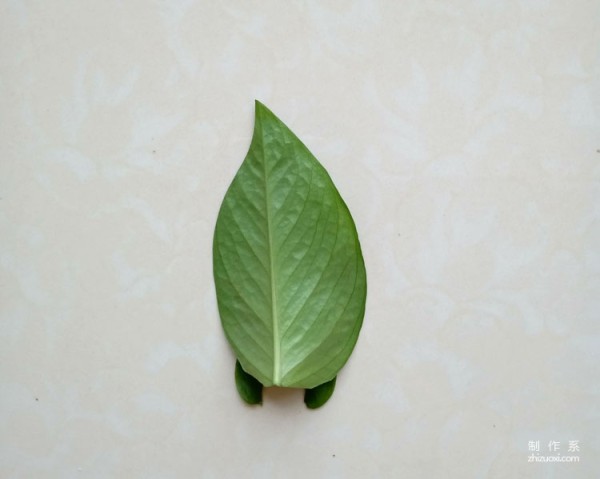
304,376 -> 337,409
235,360 -> 263,405
214,100 -> 367,396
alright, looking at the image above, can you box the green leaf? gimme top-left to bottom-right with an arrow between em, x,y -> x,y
213,100 -> 366,394
235,360 -> 263,405
304,376 -> 337,409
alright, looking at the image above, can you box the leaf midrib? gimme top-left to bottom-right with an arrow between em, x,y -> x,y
258,111 -> 281,385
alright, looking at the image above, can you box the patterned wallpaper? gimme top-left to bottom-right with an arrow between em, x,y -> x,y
1,1 -> 598,477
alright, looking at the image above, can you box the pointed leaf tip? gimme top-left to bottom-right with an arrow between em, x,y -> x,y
254,99 -> 273,119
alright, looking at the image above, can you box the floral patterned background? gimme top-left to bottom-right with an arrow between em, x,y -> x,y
1,1 -> 598,477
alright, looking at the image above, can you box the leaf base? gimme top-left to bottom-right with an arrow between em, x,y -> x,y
235,360 -> 263,405
304,376 -> 337,409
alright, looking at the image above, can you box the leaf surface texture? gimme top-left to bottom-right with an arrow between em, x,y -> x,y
214,101 -> 366,389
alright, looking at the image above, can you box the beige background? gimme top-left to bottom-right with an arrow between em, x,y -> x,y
1,1 -> 599,478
